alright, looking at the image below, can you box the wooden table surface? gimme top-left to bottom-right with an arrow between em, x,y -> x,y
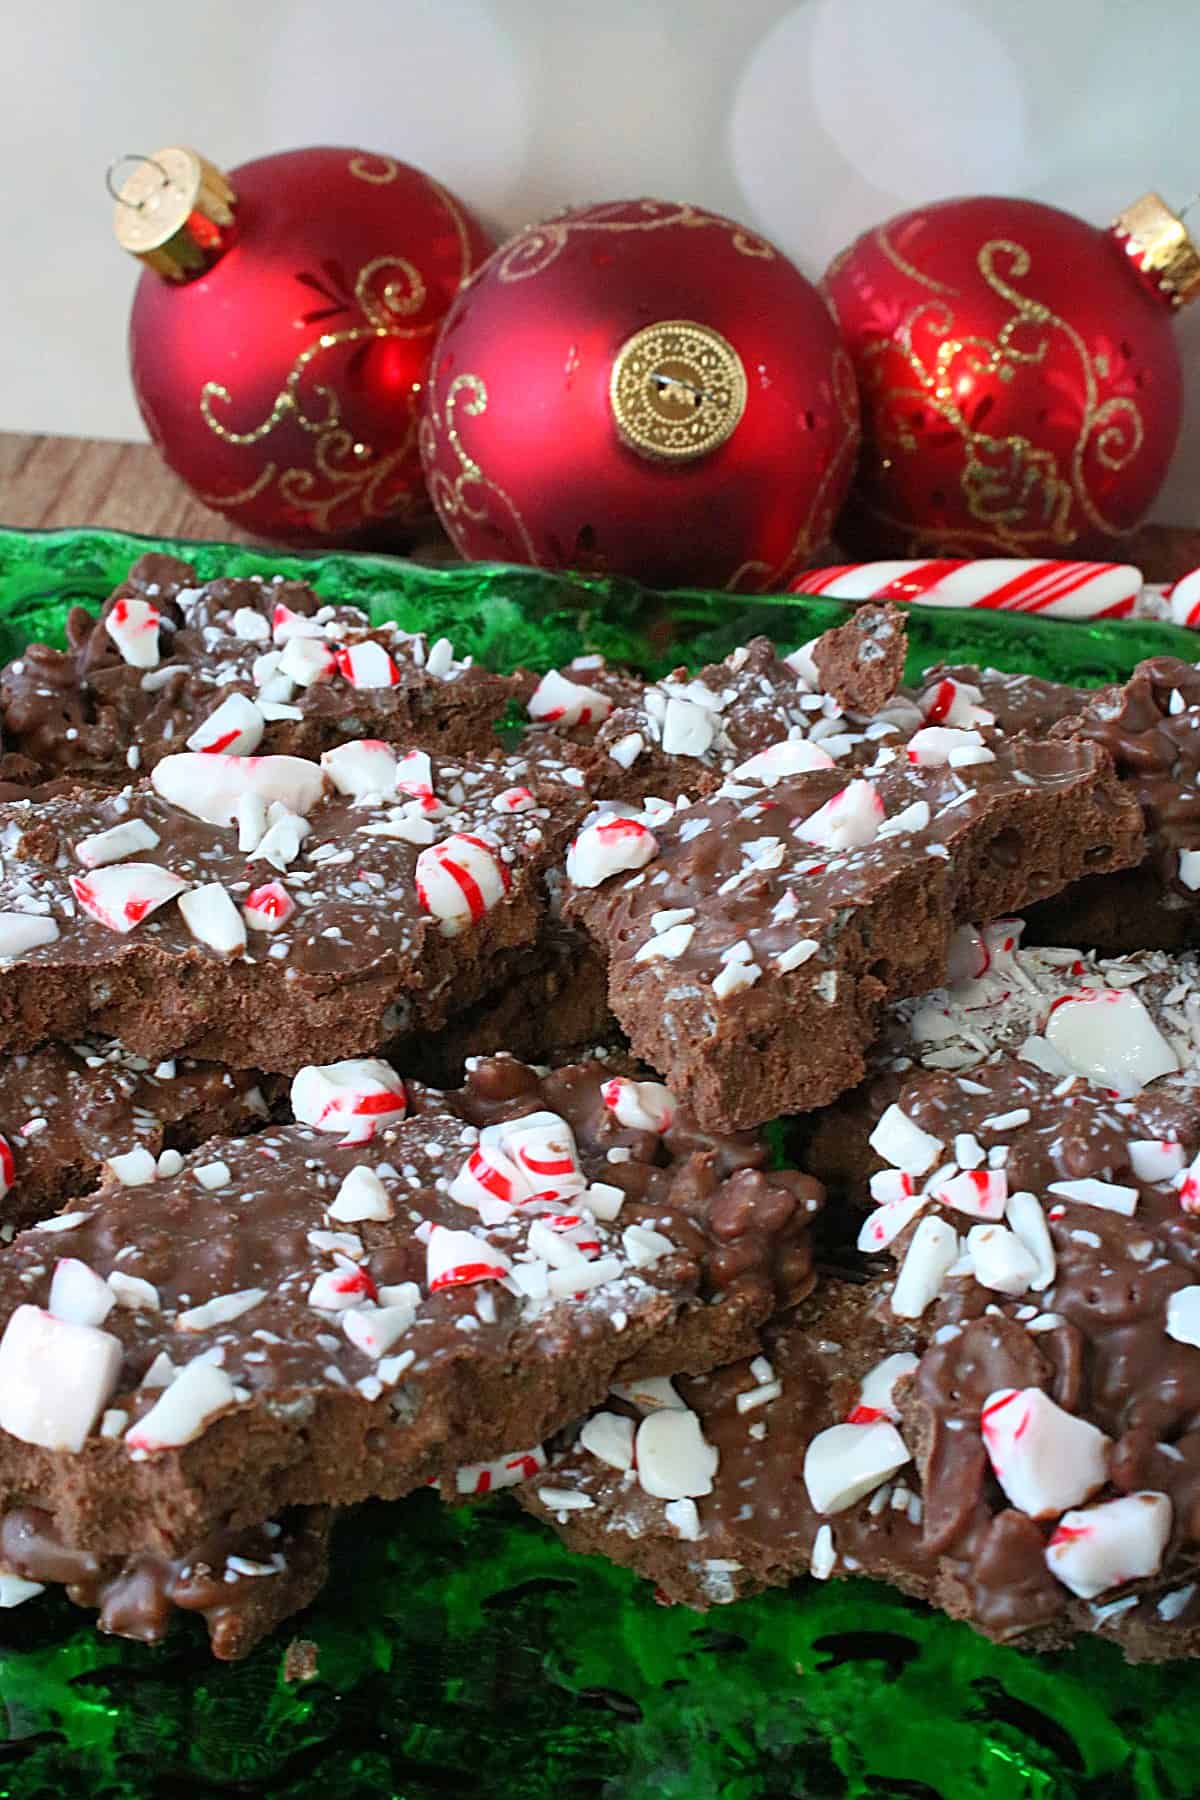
3,428 -> 1200,582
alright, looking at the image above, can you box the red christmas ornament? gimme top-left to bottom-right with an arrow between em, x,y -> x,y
114,145 -> 493,546
419,198 -> 859,590
823,191 -> 1200,559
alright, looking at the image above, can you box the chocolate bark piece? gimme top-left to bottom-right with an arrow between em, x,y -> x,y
525,1040 -> 1200,1660
0,744 -> 587,1070
1022,656 -> 1200,952
0,1504 -> 330,1660
585,632 -> 920,803
0,1039 -> 275,1230
810,604 -> 908,715
0,1053 -> 821,1557
566,732 -> 1144,1133
0,553 -> 518,785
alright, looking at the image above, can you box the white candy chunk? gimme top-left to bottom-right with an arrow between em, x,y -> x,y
857,1191 -> 927,1254
243,881 -> 295,932
665,1498 -> 702,1540
0,1572 -> 45,1607
869,1104 -> 944,1176
448,1139 -> 534,1219
622,1224 -> 676,1268
931,1169 -> 1008,1221
775,938 -> 820,973
231,606 -> 270,642
455,1446 -> 547,1495
1005,1190 -> 1056,1290
69,864 -> 187,935
178,883 -> 246,956
415,834 -> 509,936
528,669 -> 613,728
635,1409 -> 719,1500
0,913 -> 59,962
906,726 -> 984,767
329,1165 -> 394,1223
966,1224 -> 1039,1295
661,696 -> 716,758
426,1225 -> 512,1291
501,1110 -> 586,1200
1178,1155 -> 1200,1213
1166,1285 -> 1200,1347
176,1288 -> 266,1331
803,1420 -> 911,1513
291,1059 -> 407,1142
920,675 -> 994,729
308,1262 -> 377,1310
193,1160 -> 231,1190
579,1410 -> 637,1470
795,780 -> 884,851
236,791 -> 269,854
635,922 -> 695,961
105,597 -> 160,668
335,640 -> 399,689
107,1271 -> 160,1311
48,1258 -> 115,1328
342,1300 -> 417,1358
566,816 -> 658,888
125,1359 -> 239,1453
186,692 -> 265,756
75,819 -> 161,868
981,1387 -> 1110,1518
584,1181 -> 626,1222
1180,850 -> 1200,891
105,1146 -> 158,1186
891,1215 -> 958,1318
0,1306 -> 123,1451
1046,1177 -> 1138,1217
601,1077 -> 674,1133
851,1352 -> 919,1423
321,739 -> 399,799
1044,989 -> 1178,1095
1046,1492 -> 1172,1599
271,602 -> 325,644
278,635 -> 335,686
1128,1140 -> 1186,1183
252,806 -> 308,872
151,753 -> 327,827
733,739 -> 834,785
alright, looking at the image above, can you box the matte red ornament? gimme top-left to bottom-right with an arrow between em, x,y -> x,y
121,146 -> 493,546
823,192 -> 1200,559
418,198 -> 859,591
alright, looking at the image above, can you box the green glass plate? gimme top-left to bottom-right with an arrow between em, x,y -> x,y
0,525 -> 1195,1800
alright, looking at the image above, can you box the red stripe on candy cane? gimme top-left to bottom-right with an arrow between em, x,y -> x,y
871,560 -> 964,600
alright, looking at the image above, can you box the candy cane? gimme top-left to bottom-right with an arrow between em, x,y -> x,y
791,560 -> 1142,620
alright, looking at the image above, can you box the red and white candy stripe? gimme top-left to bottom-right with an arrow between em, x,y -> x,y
791,560 -> 1142,620
415,834 -> 510,936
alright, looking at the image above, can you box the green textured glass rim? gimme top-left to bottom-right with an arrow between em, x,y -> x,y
0,525 -> 1196,1800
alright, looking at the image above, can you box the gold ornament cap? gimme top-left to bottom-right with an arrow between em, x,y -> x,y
111,147 -> 237,281
1111,191 -> 1200,309
609,320 -> 748,462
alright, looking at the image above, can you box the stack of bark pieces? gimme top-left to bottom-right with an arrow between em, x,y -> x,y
0,551 -> 1196,1666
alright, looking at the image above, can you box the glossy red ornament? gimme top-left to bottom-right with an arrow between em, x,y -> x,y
419,198 -> 859,590
125,146 -> 492,546
823,193 -> 1197,559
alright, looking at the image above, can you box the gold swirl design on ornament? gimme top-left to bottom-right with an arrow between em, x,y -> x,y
419,373 -> 540,562
875,220 -> 958,296
726,344 -> 861,592
851,234 -> 1145,552
494,200 -> 776,283
195,462 -> 278,510
196,206 -> 480,531
349,153 -> 399,184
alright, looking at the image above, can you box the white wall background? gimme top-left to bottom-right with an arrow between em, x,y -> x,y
6,0 -> 1200,520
